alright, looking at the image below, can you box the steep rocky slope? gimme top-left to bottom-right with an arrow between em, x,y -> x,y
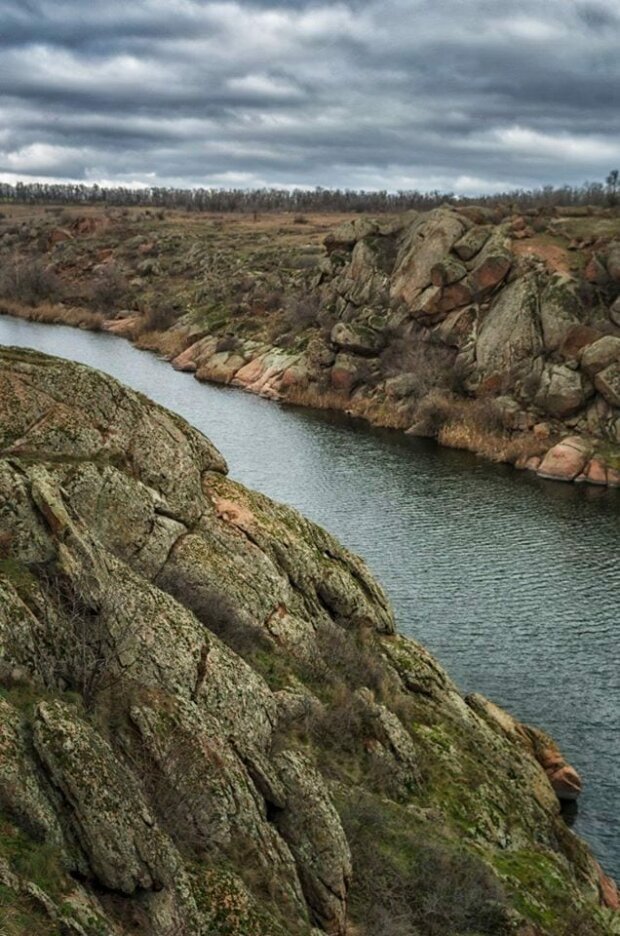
1,204 -> 619,487
163,207 -> 620,487
0,347 -> 617,935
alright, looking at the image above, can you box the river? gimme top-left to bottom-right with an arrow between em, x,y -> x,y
1,315 -> 618,879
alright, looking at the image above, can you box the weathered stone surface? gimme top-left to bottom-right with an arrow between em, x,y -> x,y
539,275 -> 584,352
581,336 -> 620,376
537,437 -> 591,481
33,700 -> 178,895
391,208 -> 467,308
595,362 -> 620,407
330,353 -> 360,394
330,322 -> 385,356
606,243 -> 620,282
559,324 -> 603,361
469,252 -> 512,297
452,225 -> 491,261
475,275 -> 542,381
324,218 -> 378,253
584,253 -> 609,285
273,751 -> 351,935
534,364 -> 592,419
430,257 -> 467,287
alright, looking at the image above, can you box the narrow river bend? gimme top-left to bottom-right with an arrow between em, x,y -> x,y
1,316 -> 618,879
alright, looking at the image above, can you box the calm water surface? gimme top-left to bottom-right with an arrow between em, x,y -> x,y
1,317 -> 618,878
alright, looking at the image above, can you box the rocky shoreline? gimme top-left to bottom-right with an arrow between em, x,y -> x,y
1,202 -> 619,490
0,346 -> 617,935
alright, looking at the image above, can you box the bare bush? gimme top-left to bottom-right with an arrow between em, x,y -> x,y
283,294 -> 321,333
0,257 -> 61,306
380,338 -> 458,395
142,301 -> 179,332
91,264 -> 130,312
340,794 -> 510,936
37,573 -> 139,711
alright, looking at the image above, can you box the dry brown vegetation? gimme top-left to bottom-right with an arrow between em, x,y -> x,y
0,298 -> 104,329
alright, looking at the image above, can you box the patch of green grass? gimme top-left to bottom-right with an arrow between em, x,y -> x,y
0,884 -> 60,936
0,820 -> 66,900
492,849 -> 573,930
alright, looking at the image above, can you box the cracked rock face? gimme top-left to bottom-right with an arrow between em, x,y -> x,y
0,348 -> 616,935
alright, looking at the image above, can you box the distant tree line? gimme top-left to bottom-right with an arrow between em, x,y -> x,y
0,176 -> 618,212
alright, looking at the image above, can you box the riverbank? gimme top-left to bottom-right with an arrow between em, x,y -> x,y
1,312 -> 619,885
0,202 -> 619,487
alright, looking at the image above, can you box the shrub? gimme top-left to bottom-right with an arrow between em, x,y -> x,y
339,795 -> 510,936
142,301 -> 179,332
92,265 -> 129,312
0,258 -> 60,306
410,389 -> 456,436
380,339 -> 458,395
283,294 -> 320,333
303,624 -> 387,698
91,264 -> 129,312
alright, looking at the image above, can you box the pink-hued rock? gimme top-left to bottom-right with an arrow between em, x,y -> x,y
233,357 -> 266,387
537,437 -> 590,482
102,316 -> 140,337
196,352 -> 245,385
469,253 -> 511,297
584,253 -> 608,285
559,324 -> 602,361
584,458 -> 608,486
544,762 -> 583,801
525,456 -> 542,472
171,341 -> 202,371
596,861 -> 620,910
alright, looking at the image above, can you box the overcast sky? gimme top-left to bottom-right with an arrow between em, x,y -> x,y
1,0 -> 619,194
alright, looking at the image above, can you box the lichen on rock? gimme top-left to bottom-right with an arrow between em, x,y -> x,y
0,347 -> 616,935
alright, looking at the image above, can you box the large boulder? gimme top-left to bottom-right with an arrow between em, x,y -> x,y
324,218 -> 379,253
452,225 -> 491,261
391,208 -> 468,308
474,275 -> 542,382
581,336 -> 620,376
595,363 -> 620,407
537,437 -> 591,481
534,364 -> 593,419
539,275 -> 584,353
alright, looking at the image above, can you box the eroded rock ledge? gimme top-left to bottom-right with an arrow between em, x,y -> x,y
0,347 -> 617,936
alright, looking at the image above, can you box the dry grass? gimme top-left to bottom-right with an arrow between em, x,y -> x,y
133,328 -> 188,358
0,299 -> 104,330
285,384 -> 350,412
439,420 -> 548,464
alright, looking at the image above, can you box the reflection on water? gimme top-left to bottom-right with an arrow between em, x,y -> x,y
1,316 -> 619,878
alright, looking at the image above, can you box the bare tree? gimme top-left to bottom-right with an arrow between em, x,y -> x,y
37,573 -> 139,711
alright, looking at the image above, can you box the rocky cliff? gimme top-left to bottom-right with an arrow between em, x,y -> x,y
1,203 -> 619,488
0,347 -> 617,935
164,206 -> 620,487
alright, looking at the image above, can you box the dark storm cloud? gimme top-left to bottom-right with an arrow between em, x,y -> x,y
0,0 -> 619,192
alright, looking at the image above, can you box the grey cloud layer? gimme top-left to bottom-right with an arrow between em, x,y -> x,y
1,0 -> 619,191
